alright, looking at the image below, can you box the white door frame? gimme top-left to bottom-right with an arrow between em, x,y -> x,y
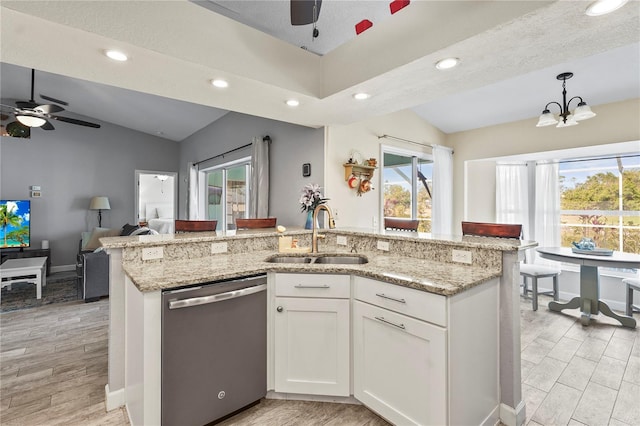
134,170 -> 178,225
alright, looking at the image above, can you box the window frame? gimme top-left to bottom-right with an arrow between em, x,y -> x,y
379,145 -> 433,232
199,156 -> 251,231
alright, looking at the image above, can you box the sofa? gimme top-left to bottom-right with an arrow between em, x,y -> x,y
77,224 -> 156,302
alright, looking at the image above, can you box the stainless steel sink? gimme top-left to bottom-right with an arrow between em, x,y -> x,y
266,256 -> 313,263
265,254 -> 368,265
313,255 -> 368,265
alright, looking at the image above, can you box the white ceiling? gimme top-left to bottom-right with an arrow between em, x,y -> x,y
0,0 -> 638,141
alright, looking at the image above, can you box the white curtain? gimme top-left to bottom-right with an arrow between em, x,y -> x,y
188,162 -> 198,220
534,161 -> 560,265
431,145 -> 453,236
495,162 -> 529,240
250,136 -> 270,218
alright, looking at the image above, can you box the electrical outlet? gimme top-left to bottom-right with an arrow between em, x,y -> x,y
142,247 -> 163,260
337,236 -> 347,246
211,242 -> 228,254
377,240 -> 389,251
452,249 -> 472,264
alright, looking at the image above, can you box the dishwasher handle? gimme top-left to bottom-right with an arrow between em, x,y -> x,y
168,283 -> 266,310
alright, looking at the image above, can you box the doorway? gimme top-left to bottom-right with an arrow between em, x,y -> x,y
135,170 -> 177,233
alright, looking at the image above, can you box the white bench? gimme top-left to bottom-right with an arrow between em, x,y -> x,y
1,257 -> 48,300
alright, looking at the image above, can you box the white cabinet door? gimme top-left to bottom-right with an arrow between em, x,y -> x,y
274,297 -> 350,396
353,300 -> 447,426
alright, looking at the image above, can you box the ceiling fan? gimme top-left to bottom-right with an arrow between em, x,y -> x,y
291,0 -> 322,38
0,69 -> 101,132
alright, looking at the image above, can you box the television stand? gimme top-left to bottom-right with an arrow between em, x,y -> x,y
0,248 -> 51,276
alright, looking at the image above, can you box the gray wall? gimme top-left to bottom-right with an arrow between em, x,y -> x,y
179,112 -> 325,227
1,115 -> 179,268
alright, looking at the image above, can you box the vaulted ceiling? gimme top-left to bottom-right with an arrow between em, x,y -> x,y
1,1 -> 638,141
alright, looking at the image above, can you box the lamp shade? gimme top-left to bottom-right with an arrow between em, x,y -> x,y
89,196 -> 111,210
536,110 -> 558,127
573,102 -> 597,121
556,114 -> 579,128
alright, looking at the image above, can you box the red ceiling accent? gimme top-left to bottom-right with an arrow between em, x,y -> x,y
389,0 -> 410,15
355,19 -> 373,35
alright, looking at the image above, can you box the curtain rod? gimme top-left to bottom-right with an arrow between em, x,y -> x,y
193,136 -> 272,166
377,134 -> 453,153
194,143 -> 252,166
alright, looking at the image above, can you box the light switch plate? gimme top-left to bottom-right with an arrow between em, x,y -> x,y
142,247 -> 163,260
337,236 -> 347,246
452,249 -> 472,264
211,242 -> 228,254
377,240 -> 389,251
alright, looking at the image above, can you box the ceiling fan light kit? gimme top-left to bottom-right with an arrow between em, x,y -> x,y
536,72 -> 596,128
0,69 -> 101,133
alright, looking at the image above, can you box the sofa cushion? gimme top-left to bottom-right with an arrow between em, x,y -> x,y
85,227 -> 121,250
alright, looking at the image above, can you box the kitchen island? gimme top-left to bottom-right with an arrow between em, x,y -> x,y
101,228 -> 535,426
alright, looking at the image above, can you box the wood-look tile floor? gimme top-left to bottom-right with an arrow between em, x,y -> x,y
1,286 -> 638,426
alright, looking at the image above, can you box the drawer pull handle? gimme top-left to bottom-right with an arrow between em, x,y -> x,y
375,293 -> 406,304
295,284 -> 330,289
374,316 -> 406,330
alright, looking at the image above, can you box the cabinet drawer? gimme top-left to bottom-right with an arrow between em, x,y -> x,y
354,276 -> 447,327
275,273 -> 350,298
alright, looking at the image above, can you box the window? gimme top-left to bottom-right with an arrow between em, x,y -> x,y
559,155 -> 640,254
382,149 -> 433,232
201,158 -> 251,231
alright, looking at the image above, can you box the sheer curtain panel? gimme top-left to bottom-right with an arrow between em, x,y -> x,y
250,136 -> 270,218
188,162 -> 199,220
496,162 -> 530,240
534,161 -> 560,264
432,145 -> 453,236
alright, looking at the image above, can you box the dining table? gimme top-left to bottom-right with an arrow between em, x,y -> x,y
536,247 -> 640,328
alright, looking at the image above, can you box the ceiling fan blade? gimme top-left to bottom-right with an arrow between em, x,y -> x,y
41,120 -> 55,130
50,115 -> 101,128
291,0 -> 322,25
39,94 -> 69,106
16,100 -> 39,109
35,104 -> 65,114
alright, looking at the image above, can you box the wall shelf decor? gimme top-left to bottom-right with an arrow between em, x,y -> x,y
344,158 -> 377,196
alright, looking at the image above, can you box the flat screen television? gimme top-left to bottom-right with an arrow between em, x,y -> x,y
1,200 -> 31,249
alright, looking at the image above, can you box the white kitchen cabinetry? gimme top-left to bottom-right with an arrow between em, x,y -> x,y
353,276 -> 500,426
274,273 -> 350,396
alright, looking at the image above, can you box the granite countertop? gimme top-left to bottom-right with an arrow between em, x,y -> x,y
122,250 -> 502,297
102,227 -> 536,252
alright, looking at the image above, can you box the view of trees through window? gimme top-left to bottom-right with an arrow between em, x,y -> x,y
383,152 -> 433,232
559,155 -> 640,254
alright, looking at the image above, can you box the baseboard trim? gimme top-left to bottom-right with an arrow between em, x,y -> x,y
481,404 -> 500,426
266,391 -> 360,405
105,384 -> 125,411
500,400 -> 526,426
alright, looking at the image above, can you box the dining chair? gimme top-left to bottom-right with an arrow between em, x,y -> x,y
174,220 -> 218,233
235,218 -> 277,229
461,221 -> 560,311
624,278 -> 640,316
384,218 -> 419,232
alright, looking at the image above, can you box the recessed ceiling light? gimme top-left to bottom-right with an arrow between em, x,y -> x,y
286,99 -> 300,107
353,93 -> 370,100
435,57 -> 460,70
585,0 -> 628,15
211,79 -> 229,88
105,50 -> 128,62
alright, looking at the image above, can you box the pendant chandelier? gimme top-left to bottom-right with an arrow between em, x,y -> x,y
536,72 -> 596,128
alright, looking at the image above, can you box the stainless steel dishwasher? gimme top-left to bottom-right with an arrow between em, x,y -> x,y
161,274 -> 267,426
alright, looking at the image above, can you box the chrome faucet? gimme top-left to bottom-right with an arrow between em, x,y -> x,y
312,204 -> 336,253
